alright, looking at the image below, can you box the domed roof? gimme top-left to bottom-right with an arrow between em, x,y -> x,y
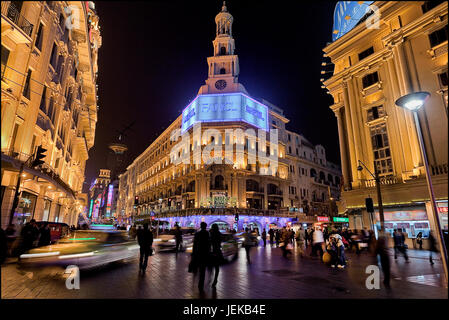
215,1 -> 233,23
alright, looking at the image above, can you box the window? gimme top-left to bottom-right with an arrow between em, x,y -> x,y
358,46 -> 374,61
39,86 -> 47,112
1,45 -> 10,79
220,68 -> 226,74
48,97 -> 55,122
50,43 -> 58,69
367,105 -> 386,121
288,134 -> 291,141
362,72 -> 379,88
35,23 -> 44,51
296,148 -> 299,155
220,47 -> 226,55
23,69 -> 32,99
370,123 -> 393,175
438,70 -> 448,87
429,27 -> 448,48
422,1 -> 445,13
288,146 -> 292,154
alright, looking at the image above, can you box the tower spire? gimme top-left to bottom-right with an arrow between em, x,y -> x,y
222,1 -> 227,12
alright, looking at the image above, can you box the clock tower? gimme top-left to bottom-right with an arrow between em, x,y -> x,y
198,1 -> 248,95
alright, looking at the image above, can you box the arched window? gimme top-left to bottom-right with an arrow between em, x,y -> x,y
267,183 -> 279,195
310,169 -> 317,178
327,174 -> 333,185
220,47 -> 226,55
319,171 -> 325,182
246,179 -> 259,192
186,180 -> 195,192
220,68 -> 226,74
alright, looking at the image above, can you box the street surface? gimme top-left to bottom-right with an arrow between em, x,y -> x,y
2,243 -> 447,299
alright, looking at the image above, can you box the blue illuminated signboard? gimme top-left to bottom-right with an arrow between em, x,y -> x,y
332,1 -> 374,42
181,93 -> 269,133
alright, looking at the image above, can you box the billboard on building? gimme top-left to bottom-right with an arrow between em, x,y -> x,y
181,93 -> 269,133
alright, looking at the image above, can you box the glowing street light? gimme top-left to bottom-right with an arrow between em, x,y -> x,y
395,91 -> 448,283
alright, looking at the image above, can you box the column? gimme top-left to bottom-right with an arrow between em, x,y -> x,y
335,108 -> 350,190
33,186 -> 47,221
347,78 -> 363,187
342,81 -> 359,188
263,181 -> 268,210
1,183 -> 16,229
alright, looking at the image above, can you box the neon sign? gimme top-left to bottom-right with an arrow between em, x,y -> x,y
332,1 -> 374,42
317,216 -> 329,222
88,199 -> 93,218
181,93 -> 269,133
106,184 -> 113,216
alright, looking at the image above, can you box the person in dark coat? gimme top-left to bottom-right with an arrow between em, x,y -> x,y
268,228 -> 274,246
38,222 -> 51,247
393,228 -> 409,262
261,229 -> 267,247
137,223 -> 153,273
209,224 -> 222,287
428,231 -> 439,265
192,222 -> 211,291
20,219 -> 39,253
174,224 -> 183,254
375,231 -> 391,289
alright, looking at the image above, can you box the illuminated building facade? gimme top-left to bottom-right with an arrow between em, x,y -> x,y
1,1 -> 101,228
88,169 -> 110,219
323,1 -> 448,236
117,3 -> 341,229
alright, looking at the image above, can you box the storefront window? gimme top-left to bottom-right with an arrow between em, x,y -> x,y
16,191 -> 37,225
437,201 -> 448,231
375,207 -> 429,238
54,204 -> 61,222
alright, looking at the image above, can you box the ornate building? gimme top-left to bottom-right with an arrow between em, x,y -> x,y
322,1 -> 448,236
116,3 -> 341,229
1,1 -> 101,228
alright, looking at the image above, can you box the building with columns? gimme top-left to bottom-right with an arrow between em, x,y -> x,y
322,1 -> 448,236
116,2 -> 341,228
1,1 -> 101,228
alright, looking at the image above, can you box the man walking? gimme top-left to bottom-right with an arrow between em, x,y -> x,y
376,231 -> 391,289
262,229 -> 267,247
312,226 -> 324,258
393,228 -> 409,262
268,228 -> 274,246
193,222 -> 211,292
174,223 -> 183,255
137,223 -> 153,273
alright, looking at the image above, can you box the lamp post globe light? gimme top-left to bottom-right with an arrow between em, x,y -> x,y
395,91 -> 448,284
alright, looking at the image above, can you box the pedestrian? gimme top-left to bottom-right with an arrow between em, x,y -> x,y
128,224 -> 137,240
268,228 -> 274,246
323,227 -> 329,243
20,219 -> 39,253
325,237 -> 338,267
262,229 -> 267,247
38,222 -> 51,247
416,232 -> 423,250
331,233 -> 346,268
242,227 -> 254,263
174,224 -> 183,254
312,226 -> 324,257
428,230 -> 438,265
209,224 -> 222,287
192,222 -> 211,291
137,223 -> 154,273
375,231 -> 391,289
296,227 -> 305,256
393,228 -> 409,262
275,229 -> 280,247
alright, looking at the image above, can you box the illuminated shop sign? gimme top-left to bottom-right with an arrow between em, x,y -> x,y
181,93 -> 269,133
317,216 -> 329,222
332,1 -> 374,41
88,199 -> 93,218
106,184 -> 113,216
333,217 -> 349,223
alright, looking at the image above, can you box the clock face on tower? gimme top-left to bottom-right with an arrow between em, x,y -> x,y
215,80 -> 227,90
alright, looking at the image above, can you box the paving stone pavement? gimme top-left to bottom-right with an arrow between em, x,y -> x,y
1,243 -> 447,299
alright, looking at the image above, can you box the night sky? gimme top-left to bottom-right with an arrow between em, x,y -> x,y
84,0 -> 339,192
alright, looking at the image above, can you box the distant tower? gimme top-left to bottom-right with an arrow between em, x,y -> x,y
107,122 -> 134,180
198,1 -> 248,95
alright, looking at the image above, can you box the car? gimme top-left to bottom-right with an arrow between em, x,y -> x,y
153,228 -> 196,252
18,230 -> 139,270
185,232 -> 239,262
35,221 -> 70,243
220,233 -> 239,261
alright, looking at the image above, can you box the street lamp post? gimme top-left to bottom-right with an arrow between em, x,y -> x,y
395,91 -> 448,283
357,160 -> 385,232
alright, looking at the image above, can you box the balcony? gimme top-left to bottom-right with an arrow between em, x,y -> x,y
364,175 -> 398,188
1,2 -> 34,43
